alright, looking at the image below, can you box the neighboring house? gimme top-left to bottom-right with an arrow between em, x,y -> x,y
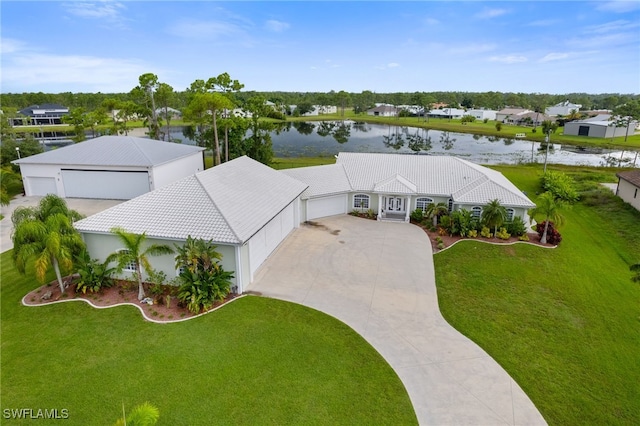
367,105 -> 399,117
495,108 -> 532,123
317,105 -> 337,114
156,107 -> 182,120
74,156 -> 308,294
506,112 -> 552,127
12,136 -> 204,199
616,170 -> 640,211
427,108 -> 466,119
282,152 -> 535,223
467,109 -> 497,121
563,114 -> 637,138
545,101 -> 582,117
10,104 -> 69,126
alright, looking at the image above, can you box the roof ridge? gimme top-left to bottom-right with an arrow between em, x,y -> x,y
130,137 -> 155,166
194,170 -> 242,243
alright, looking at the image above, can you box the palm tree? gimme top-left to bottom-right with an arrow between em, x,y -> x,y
114,402 -> 159,426
107,228 -> 174,300
482,199 -> 507,237
425,202 -> 448,227
12,195 -> 85,294
1,167 -> 23,206
528,192 -> 565,244
631,263 -> 640,283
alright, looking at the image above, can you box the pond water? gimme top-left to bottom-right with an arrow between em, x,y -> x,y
167,121 -> 638,168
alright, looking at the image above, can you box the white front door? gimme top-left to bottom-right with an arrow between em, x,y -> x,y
386,197 -> 405,212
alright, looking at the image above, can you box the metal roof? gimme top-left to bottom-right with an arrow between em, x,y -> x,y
280,164 -> 351,198
75,156 -> 308,244
12,136 -> 204,168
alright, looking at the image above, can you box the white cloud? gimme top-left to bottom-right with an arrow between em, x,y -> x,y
63,1 -> 125,20
596,1 -> 640,13
0,38 -> 26,54
166,19 -> 247,40
488,55 -> 527,64
265,19 -> 290,33
449,43 -> 497,55
539,52 -> 569,62
586,19 -> 639,34
2,53 -> 152,92
475,8 -> 508,19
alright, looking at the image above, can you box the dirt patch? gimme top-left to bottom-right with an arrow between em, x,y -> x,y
23,278 -> 240,323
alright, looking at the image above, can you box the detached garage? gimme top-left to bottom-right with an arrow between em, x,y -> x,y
75,156 -> 308,293
12,136 -> 204,199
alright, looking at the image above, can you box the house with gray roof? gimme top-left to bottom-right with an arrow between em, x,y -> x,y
75,156 -> 308,293
282,152 -> 535,223
10,103 -> 69,126
563,114 -> 637,138
616,170 -> 640,211
74,152 -> 534,292
12,136 -> 204,199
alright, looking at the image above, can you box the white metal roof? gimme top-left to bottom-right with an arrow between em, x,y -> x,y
280,164 -> 351,198
75,156 -> 308,244
12,136 -> 204,167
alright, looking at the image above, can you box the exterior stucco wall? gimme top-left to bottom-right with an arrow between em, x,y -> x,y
617,179 -> 640,211
80,232 -> 238,286
18,163 -> 65,196
150,152 -> 204,189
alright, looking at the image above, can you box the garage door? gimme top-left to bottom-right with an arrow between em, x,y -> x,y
307,194 -> 347,220
248,202 -> 296,277
61,170 -> 150,200
26,177 -> 58,196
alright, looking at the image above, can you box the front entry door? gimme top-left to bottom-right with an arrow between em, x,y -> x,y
386,197 -> 405,212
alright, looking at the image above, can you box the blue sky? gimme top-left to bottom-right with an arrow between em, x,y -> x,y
1,1 -> 639,94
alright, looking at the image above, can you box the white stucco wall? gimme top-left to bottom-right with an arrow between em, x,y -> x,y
150,152 -> 204,189
617,180 -> 640,211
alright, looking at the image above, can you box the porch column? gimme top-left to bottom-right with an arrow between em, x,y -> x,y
377,194 -> 383,220
405,196 -> 411,222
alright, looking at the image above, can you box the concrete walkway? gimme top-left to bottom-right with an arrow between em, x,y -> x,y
250,215 -> 546,425
1,195 -> 124,253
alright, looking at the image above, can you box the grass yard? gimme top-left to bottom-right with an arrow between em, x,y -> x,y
434,164 -> 640,425
0,251 -> 416,425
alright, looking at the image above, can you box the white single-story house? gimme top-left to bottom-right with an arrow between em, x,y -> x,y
74,156 -> 308,293
616,170 -> 640,211
74,153 -> 535,293
12,136 -> 204,199
563,115 -> 637,138
467,109 -> 497,121
367,105 -> 399,117
545,101 -> 582,117
282,152 -> 535,223
495,108 -> 532,123
427,108 -> 466,119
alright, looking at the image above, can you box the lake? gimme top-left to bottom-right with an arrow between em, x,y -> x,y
166,121 -> 638,168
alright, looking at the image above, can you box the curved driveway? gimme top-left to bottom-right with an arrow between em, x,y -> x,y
250,215 -> 546,425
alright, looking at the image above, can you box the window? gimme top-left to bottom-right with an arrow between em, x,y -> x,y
506,208 -> 515,221
635,188 -> 638,199
416,197 -> 433,211
353,194 -> 370,209
118,249 -> 137,272
471,206 -> 482,218
448,198 -> 453,212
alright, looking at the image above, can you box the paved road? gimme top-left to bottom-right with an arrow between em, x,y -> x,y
250,215 -> 546,425
0,195 -> 124,253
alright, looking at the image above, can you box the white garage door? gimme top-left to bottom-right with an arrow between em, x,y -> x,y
248,202 -> 296,277
307,194 -> 347,220
26,177 -> 58,196
62,170 -> 150,200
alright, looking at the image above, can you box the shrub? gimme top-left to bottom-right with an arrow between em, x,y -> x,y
438,215 -> 452,235
483,118 -> 488,124
437,242 -> 445,250
366,209 -> 376,219
468,229 -> 478,238
349,209 -> 360,216
541,171 -> 579,203
518,234 -> 530,241
536,221 -> 562,245
496,227 -> 511,240
75,250 -> 114,294
480,226 -> 493,238
495,122 -> 502,132
507,216 -> 527,236
410,208 -> 424,222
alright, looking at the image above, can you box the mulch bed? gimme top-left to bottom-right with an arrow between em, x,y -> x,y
22,278 -> 240,323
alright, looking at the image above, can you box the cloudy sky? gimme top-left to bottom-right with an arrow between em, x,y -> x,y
1,1 -> 639,94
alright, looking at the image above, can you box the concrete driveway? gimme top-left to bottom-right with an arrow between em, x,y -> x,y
1,195 -> 124,253
249,215 -> 546,425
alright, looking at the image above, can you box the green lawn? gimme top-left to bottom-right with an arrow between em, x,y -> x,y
0,251 -> 416,425
434,165 -> 640,425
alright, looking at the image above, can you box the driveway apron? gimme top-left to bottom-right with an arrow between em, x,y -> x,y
250,215 -> 546,425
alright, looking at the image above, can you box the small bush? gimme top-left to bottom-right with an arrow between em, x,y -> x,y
495,122 -> 502,131
480,226 -> 493,238
437,242 -> 445,250
468,229 -> 478,238
518,234 -> 530,241
496,227 -> 511,240
541,171 -> 579,203
410,209 -> 424,222
507,216 -> 527,237
536,221 -> 562,245
483,118 -> 488,124
366,209 -> 376,219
